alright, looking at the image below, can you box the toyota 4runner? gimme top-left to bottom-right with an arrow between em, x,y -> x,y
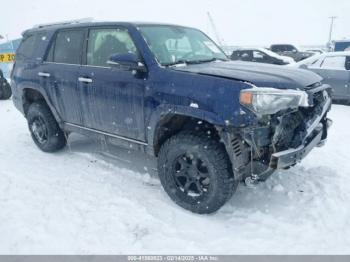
11,22 -> 332,214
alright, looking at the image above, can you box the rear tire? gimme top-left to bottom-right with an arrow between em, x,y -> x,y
0,79 -> 12,100
27,102 -> 67,152
157,131 -> 237,214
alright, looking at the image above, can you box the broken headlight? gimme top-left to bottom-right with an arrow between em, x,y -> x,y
240,87 -> 309,115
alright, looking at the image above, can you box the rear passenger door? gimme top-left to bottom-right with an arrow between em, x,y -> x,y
78,27 -> 146,142
42,29 -> 85,125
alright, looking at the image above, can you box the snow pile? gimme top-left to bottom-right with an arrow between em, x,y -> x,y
0,100 -> 350,254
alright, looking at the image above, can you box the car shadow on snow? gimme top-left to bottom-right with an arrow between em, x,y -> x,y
64,133 -> 338,217
65,133 -> 158,177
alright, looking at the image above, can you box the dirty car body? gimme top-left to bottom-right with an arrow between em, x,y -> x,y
11,22 -> 332,213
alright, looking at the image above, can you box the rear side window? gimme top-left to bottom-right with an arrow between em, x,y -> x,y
321,56 -> 346,70
16,34 -> 44,61
47,30 -> 84,64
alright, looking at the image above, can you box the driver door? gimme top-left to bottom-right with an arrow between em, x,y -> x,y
78,27 -> 146,142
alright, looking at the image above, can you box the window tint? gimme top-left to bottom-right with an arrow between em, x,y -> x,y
321,56 -> 346,70
239,51 -> 252,61
16,34 -> 44,61
252,51 -> 269,62
231,51 -> 240,59
271,45 -> 296,52
52,30 -> 84,64
87,28 -> 138,67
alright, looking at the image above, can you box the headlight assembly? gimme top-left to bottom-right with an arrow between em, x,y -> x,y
240,87 -> 309,115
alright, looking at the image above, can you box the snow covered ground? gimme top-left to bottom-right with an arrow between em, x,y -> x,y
0,99 -> 350,254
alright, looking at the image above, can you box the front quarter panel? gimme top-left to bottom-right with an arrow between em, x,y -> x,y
145,66 -> 257,145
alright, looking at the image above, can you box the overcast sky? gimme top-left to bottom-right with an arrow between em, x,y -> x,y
1,0 -> 349,46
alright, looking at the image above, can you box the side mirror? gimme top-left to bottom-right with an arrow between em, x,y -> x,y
107,53 -> 147,73
299,64 -> 308,69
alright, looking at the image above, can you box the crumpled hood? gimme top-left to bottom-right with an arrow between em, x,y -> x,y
172,61 -> 322,90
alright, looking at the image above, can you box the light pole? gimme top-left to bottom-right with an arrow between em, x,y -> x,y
328,16 -> 337,44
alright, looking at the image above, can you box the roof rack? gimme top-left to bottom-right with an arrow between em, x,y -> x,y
33,17 -> 94,29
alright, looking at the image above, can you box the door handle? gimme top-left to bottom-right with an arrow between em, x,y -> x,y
78,77 -> 93,83
38,72 -> 50,77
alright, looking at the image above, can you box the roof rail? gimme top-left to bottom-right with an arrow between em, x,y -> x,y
33,17 -> 94,29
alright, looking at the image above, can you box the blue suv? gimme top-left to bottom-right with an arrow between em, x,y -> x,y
11,21 -> 332,213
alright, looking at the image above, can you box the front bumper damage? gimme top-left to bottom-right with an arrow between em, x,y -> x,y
226,84 -> 332,183
270,91 -> 332,170
270,118 -> 331,169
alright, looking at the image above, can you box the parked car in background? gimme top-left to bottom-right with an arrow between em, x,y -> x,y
0,69 -> 12,100
270,44 -> 314,62
231,48 -> 295,65
331,40 -> 350,52
291,51 -> 350,103
11,21 -> 332,214
306,49 -> 325,55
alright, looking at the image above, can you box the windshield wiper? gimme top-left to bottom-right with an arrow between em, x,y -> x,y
163,60 -> 189,67
164,57 -> 228,67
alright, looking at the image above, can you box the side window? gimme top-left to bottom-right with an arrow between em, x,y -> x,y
253,51 -> 266,61
240,51 -> 252,61
231,51 -> 240,59
321,56 -> 346,70
271,46 -> 282,52
16,35 -> 37,60
52,30 -> 84,64
87,28 -> 138,67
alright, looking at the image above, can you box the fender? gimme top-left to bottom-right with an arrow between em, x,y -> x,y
146,103 -> 226,151
19,81 -> 63,125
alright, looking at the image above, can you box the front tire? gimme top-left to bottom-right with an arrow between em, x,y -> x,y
157,131 -> 237,214
27,102 -> 67,152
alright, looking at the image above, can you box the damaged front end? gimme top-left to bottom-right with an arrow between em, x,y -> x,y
236,83 -> 332,183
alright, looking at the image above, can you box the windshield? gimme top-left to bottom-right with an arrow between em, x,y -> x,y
138,25 -> 228,66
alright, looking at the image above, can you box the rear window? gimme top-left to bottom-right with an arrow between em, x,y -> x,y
46,30 -> 84,64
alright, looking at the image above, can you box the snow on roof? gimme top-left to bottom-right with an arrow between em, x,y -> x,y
293,51 -> 350,67
233,47 -> 294,61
